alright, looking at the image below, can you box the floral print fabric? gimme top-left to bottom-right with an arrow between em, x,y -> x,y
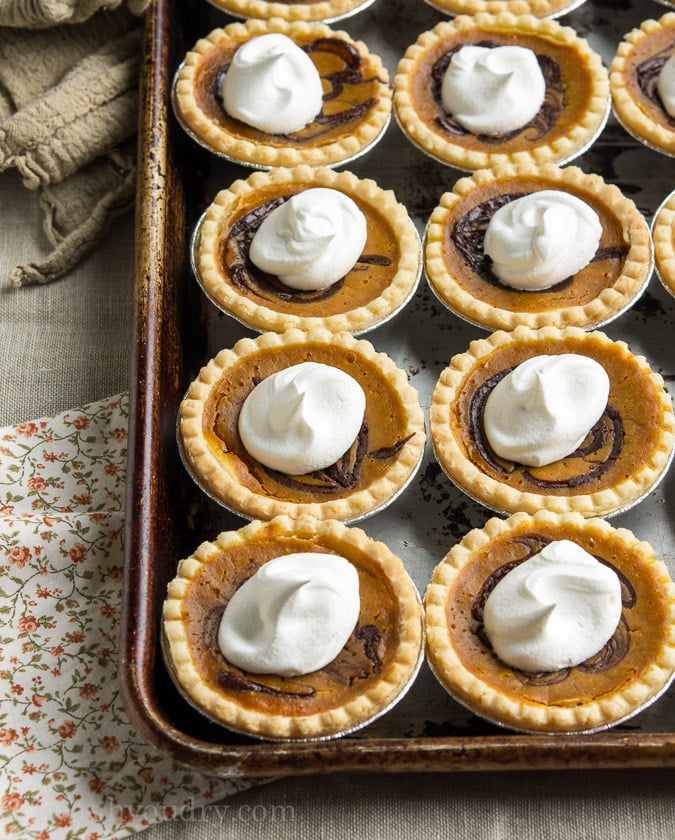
0,394 -> 247,838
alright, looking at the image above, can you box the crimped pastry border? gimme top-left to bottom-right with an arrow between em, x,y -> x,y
423,161 -> 653,331
162,515 -> 424,740
610,13 -> 675,158
179,327 -> 426,522
429,325 -> 675,517
653,189 -> 675,298
393,13 -> 610,171
424,510 -> 675,734
425,0 -> 584,17
195,165 -> 421,334
206,0 -> 373,22
173,18 -> 392,168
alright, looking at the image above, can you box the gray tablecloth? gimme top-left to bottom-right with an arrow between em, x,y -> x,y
3,153 -> 675,840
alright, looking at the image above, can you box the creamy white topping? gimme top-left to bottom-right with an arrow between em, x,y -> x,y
441,45 -> 546,136
483,190 -> 602,290
220,33 -> 323,134
238,362 -> 366,475
483,540 -> 622,673
249,188 -> 368,291
483,354 -> 610,467
218,552 -> 360,676
658,53 -> 675,119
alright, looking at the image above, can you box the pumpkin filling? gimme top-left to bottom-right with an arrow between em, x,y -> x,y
451,335 -> 662,497
212,183 -> 399,316
408,31 -> 594,154
180,535 -> 400,716
441,175 -> 629,314
202,343 -> 415,502
193,35 -> 386,148
444,522 -> 671,709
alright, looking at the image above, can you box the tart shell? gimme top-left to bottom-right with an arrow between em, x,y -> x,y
204,0 -> 377,22
423,0 -> 588,18
173,18 -> 392,169
178,328 -> 427,522
652,188 -> 675,299
429,325 -> 675,518
162,515 -> 424,741
424,161 -> 653,331
424,510 -> 675,734
610,13 -> 675,159
194,165 -> 422,335
393,13 -> 610,171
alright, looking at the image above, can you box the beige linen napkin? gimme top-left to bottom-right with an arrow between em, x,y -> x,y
0,1 -> 148,287
0,394 -> 249,838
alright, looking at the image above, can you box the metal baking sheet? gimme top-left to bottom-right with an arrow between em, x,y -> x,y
120,0 -> 675,776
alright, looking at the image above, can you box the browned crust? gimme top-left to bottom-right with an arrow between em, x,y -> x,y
423,161 -> 653,331
163,515 -> 424,740
424,510 -> 675,733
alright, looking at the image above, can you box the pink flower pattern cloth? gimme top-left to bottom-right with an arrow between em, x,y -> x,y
0,394 -> 248,838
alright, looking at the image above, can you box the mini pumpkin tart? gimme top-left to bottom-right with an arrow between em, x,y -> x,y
424,0 -> 588,19
429,325 -> 675,518
204,0 -> 377,22
424,510 -> 675,734
178,328 -> 426,522
393,13 -> 609,171
610,13 -> 675,158
394,12 -> 609,170
424,161 -> 653,331
173,18 -> 391,169
193,165 -> 422,335
652,188 -> 675,298
162,515 -> 424,740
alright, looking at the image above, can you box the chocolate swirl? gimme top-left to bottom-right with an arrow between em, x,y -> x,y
451,193 -> 629,289
431,42 -> 564,143
257,421 -> 413,495
470,535 -> 634,685
223,195 -> 391,304
468,367 -> 624,488
214,38 -> 384,142
636,43 -> 675,128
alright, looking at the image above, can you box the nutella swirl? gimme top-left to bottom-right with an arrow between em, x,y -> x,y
470,534 -> 634,686
431,42 -> 564,144
215,37 -> 383,142
469,367 -> 624,488
451,193 -> 629,289
636,44 -> 675,127
224,194 -> 391,304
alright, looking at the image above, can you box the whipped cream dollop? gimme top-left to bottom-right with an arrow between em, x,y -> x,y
483,354 -> 610,467
220,33 -> 323,134
218,552 -> 360,676
483,190 -> 602,290
658,53 -> 675,119
483,540 -> 622,673
249,188 -> 368,290
441,45 -> 546,135
238,362 -> 366,475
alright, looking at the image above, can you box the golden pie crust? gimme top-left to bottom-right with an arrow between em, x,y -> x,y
393,13 -> 609,171
424,510 -> 675,734
178,328 -> 426,522
429,325 -> 675,517
194,165 -> 421,334
173,18 -> 392,169
424,161 -> 653,331
205,0 -> 375,22
610,13 -> 675,158
425,0 -> 587,17
162,515 -> 424,740
653,189 -> 675,297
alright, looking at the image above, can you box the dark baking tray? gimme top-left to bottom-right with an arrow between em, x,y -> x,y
120,0 -> 675,776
